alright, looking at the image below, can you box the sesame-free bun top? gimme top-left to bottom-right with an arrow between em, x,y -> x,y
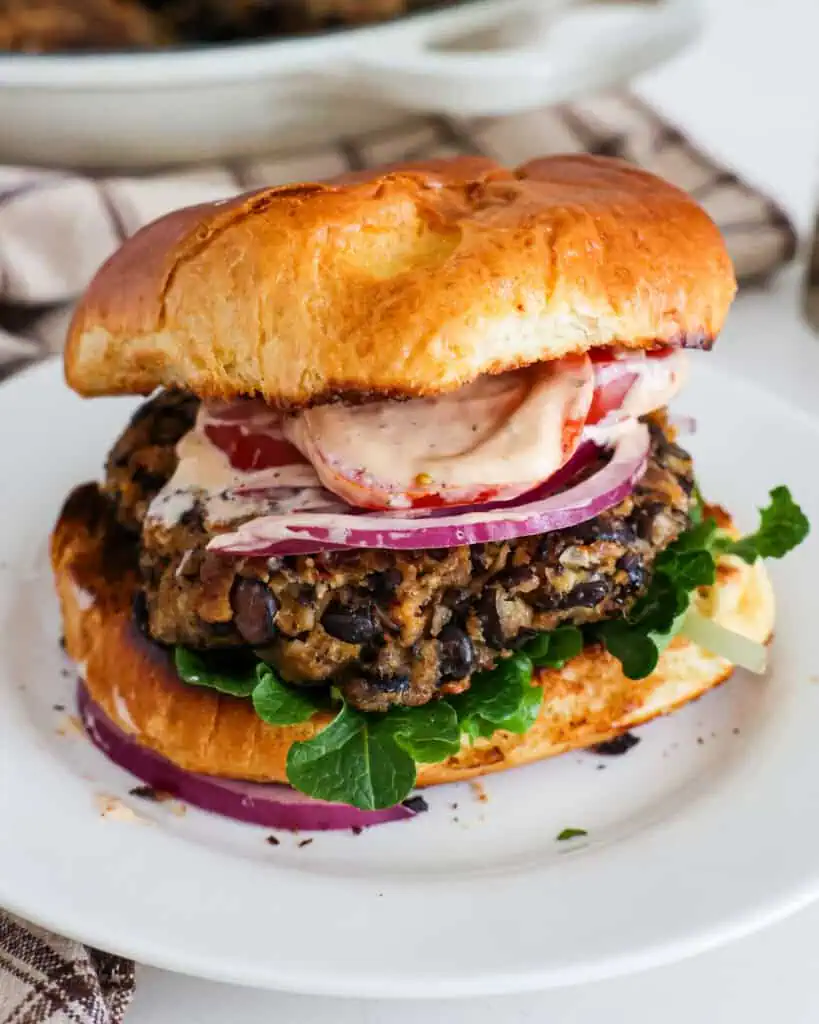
65,154 -> 736,408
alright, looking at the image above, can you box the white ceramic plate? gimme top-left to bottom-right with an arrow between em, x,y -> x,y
1,355 -> 819,998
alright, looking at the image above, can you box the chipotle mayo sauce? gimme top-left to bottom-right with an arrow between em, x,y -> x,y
284,356 -> 594,508
146,404 -> 333,529
146,349 -> 689,527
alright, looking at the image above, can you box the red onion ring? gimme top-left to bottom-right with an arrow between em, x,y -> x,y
208,423 -> 650,558
77,682 -> 416,831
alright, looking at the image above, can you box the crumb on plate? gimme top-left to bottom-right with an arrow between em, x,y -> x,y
469,780 -> 489,803
95,793 -> 146,823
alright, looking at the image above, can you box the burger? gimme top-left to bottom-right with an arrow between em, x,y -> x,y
52,154 -> 809,829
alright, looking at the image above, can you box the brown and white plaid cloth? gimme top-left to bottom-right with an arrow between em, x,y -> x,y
0,92 -> 798,1021
0,913 -> 133,1023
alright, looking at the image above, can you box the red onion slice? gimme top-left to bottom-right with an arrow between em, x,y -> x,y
77,683 -> 415,831
208,422 -> 650,557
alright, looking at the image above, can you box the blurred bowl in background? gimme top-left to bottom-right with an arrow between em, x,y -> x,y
0,0 -> 701,168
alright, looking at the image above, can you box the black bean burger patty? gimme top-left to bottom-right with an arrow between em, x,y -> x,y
106,392 -> 694,712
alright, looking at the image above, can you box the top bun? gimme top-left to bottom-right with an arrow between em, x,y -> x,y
65,154 -> 736,408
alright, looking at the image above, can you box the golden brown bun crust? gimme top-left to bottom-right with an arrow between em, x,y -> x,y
65,155 -> 736,408
52,484 -> 774,788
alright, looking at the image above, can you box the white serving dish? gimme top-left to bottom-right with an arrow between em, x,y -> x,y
0,0 -> 700,168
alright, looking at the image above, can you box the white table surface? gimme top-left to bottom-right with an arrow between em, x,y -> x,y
130,0 -> 819,1019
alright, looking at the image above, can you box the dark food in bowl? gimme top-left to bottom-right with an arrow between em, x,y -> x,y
0,0 -> 453,52
0,0 -> 168,51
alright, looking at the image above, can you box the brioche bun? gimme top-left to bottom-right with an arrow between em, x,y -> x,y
65,155 -> 735,409
52,484 -> 773,789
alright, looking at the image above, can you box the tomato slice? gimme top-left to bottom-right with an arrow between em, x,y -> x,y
588,347 -> 687,428
204,423 -> 309,474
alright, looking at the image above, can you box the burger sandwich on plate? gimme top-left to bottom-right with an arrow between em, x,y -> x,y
51,154 -> 809,830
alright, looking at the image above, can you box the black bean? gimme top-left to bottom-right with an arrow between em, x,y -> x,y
231,578 -> 279,645
630,500 -> 665,541
565,579 -> 609,608
369,568 -> 402,598
497,565 -> 536,590
529,589 -> 560,612
367,672 -> 411,694
358,643 -> 379,666
426,548 -> 449,561
476,589 -> 505,648
321,602 -> 378,645
438,625 -> 475,680
566,517 -> 633,545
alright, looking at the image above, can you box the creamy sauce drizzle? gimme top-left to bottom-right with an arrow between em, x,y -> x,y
285,358 -> 593,506
146,405 -> 333,530
148,351 -> 688,535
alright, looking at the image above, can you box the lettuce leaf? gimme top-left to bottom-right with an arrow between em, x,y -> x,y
597,486 -> 808,680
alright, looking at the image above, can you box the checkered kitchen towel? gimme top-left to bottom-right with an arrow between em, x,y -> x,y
0,92 -> 798,384
0,92 -> 798,1019
0,913 -> 133,1023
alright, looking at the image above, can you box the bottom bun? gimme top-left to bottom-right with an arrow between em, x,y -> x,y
52,484 -> 775,788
